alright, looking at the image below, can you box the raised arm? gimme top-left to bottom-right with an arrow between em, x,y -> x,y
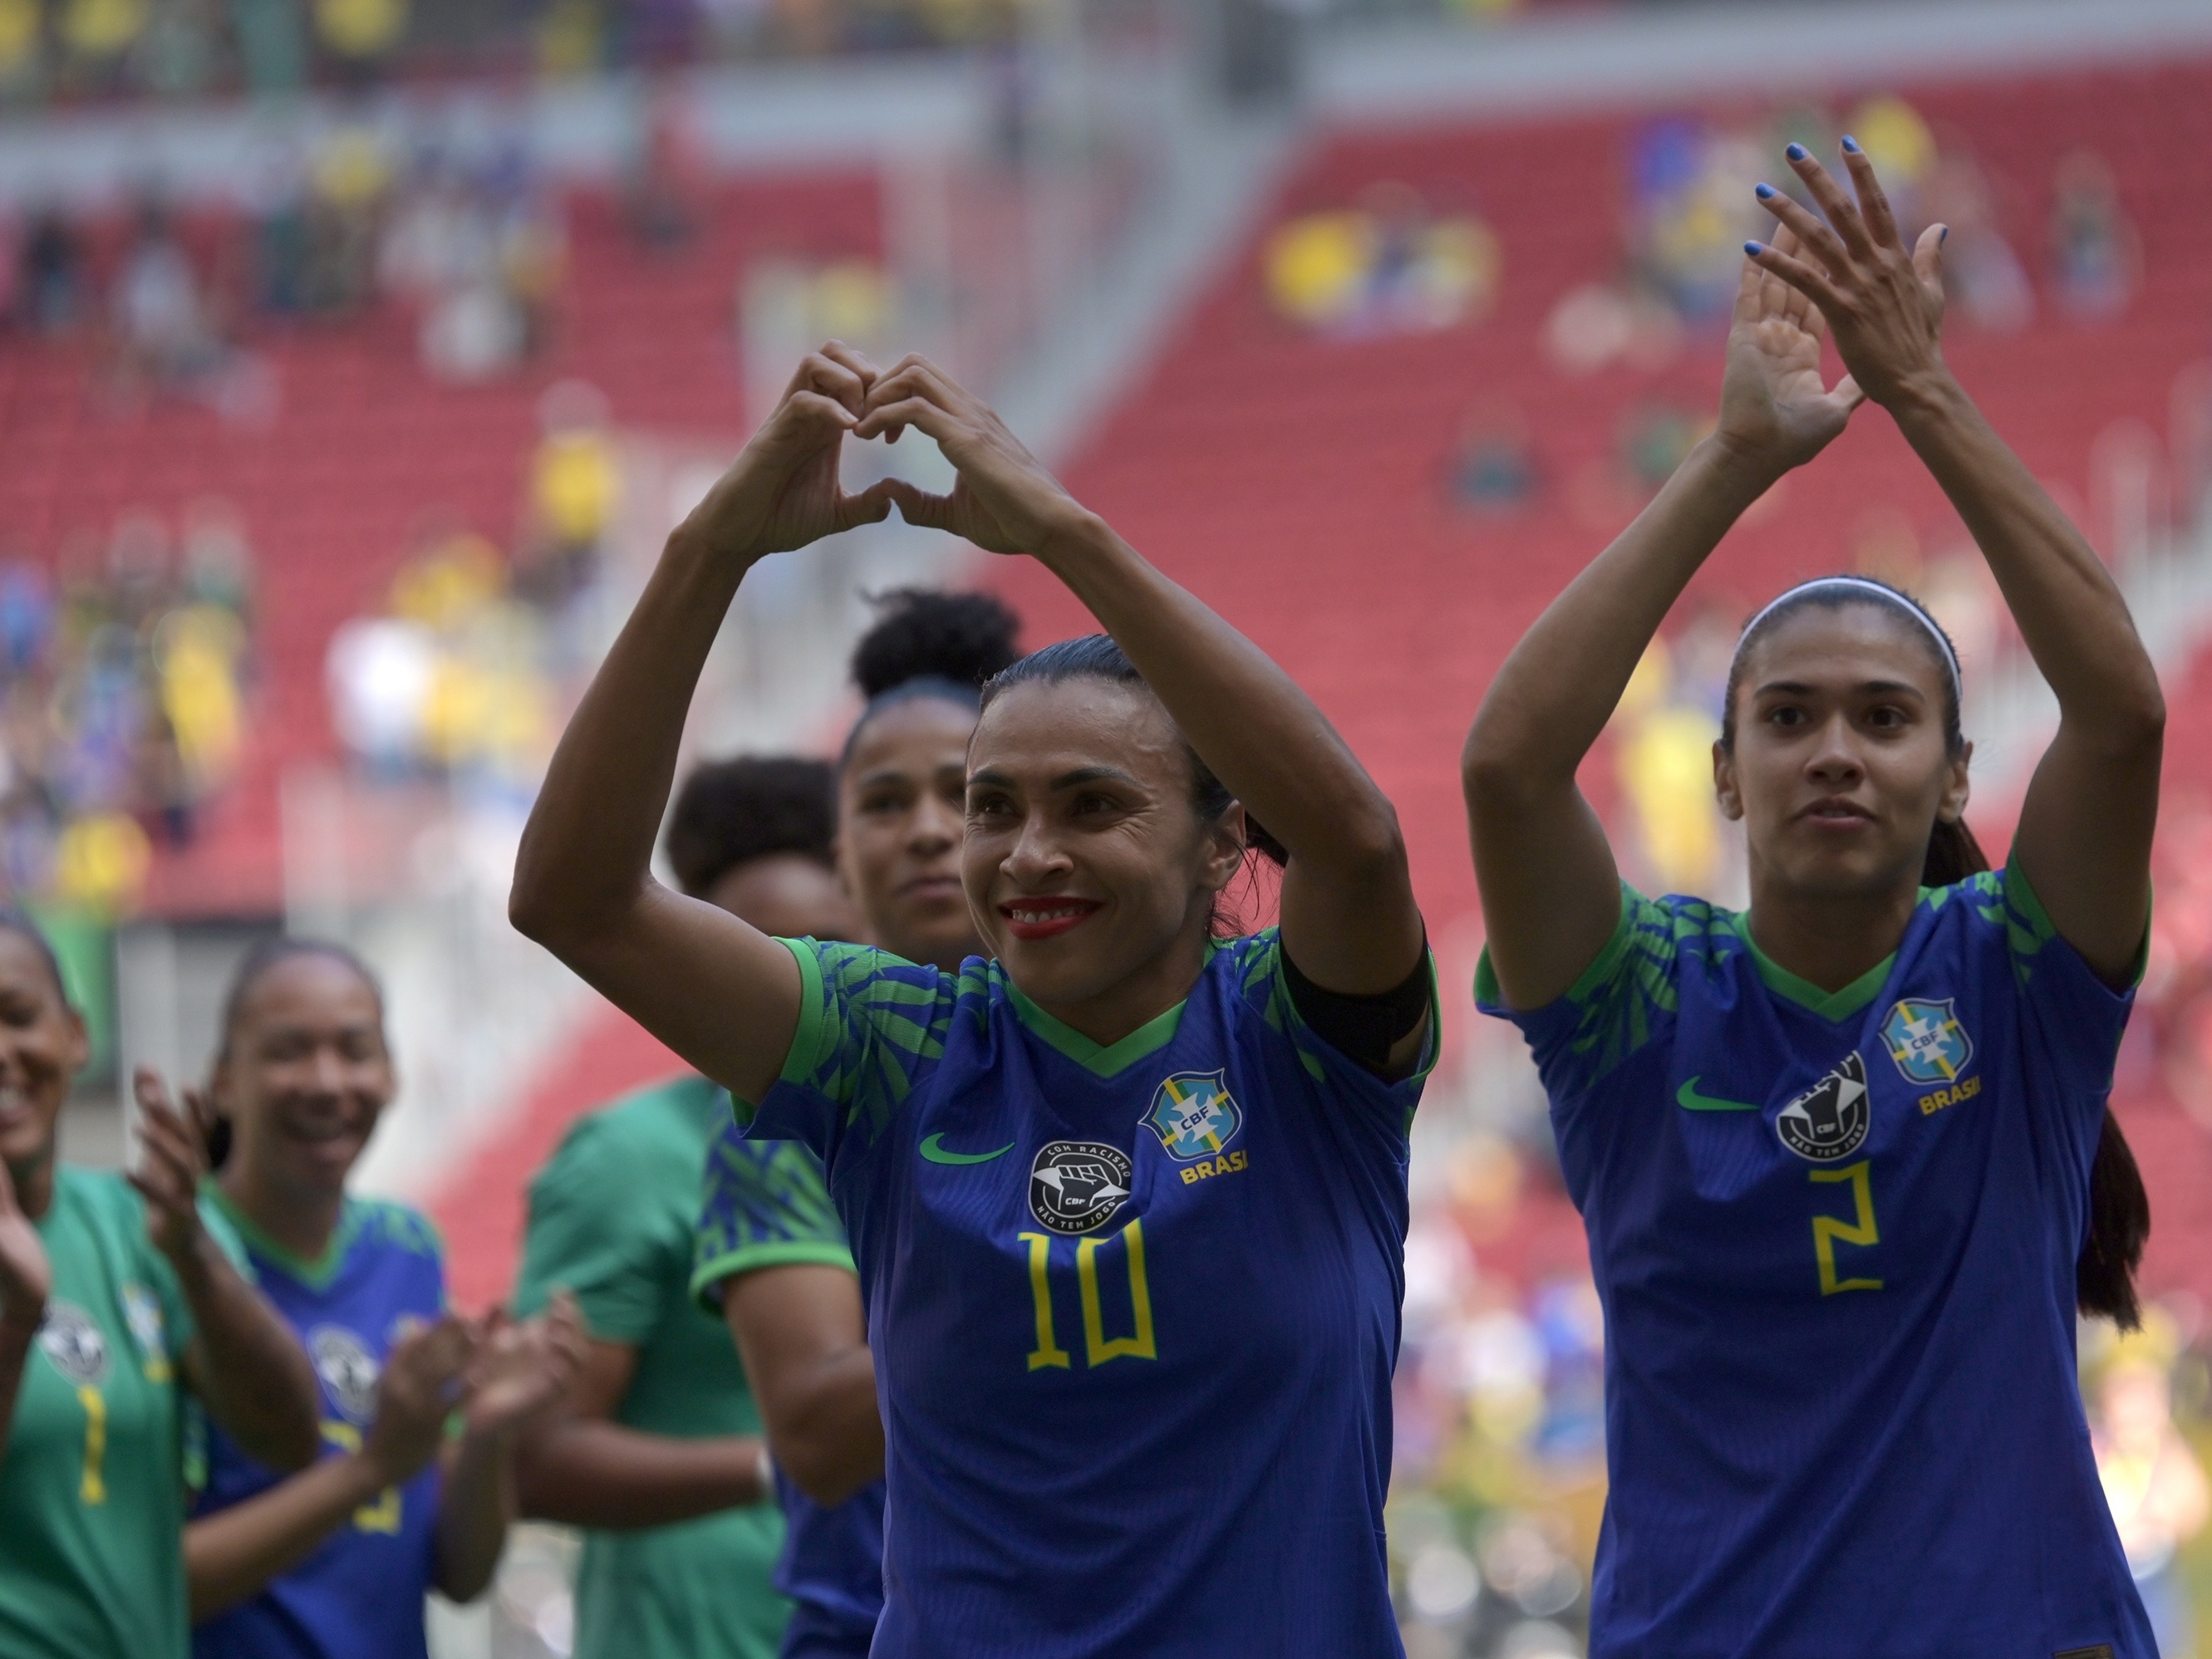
1464,232 -> 1864,1009
857,357 -> 1422,999
509,348 -> 897,1103
1750,143 -> 2162,984
133,1072 -> 321,1472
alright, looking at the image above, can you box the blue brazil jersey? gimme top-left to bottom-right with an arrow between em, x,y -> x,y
1478,867 -> 2153,1659
740,930 -> 1433,1659
193,1193 -> 447,1659
692,1136 -> 887,1659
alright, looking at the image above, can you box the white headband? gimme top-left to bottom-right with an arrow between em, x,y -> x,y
1738,577 -> 1961,698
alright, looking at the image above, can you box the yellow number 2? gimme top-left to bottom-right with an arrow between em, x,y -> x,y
1809,1160 -> 1884,1296
76,1386 -> 106,1504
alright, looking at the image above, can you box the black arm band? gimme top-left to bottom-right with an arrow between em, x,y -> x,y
1281,935 -> 1432,1076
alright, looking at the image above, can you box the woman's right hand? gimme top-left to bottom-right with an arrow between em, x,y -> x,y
673,344 -> 897,565
1713,222 -> 1866,479
0,1159 -> 48,1337
360,1315 -> 474,1488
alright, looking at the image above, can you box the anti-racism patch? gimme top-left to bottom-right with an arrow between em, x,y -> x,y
1028,1141 -> 1133,1235
1776,1052 -> 1871,1163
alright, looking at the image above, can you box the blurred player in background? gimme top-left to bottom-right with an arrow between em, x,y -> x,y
0,911 -> 321,1659
511,754 -> 862,1659
511,346 -> 1437,1656
1464,145 -> 2161,1655
692,587 -> 1020,1659
185,939 -> 587,1659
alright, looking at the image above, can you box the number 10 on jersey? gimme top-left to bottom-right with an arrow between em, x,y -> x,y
1020,1222 -> 1158,1372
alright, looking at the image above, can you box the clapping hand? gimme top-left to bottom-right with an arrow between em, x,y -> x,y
855,356 -> 1091,558
0,1158 -> 49,1336
1713,219 -> 1866,478
459,1291 -> 587,1441
1747,140 -> 1949,412
361,1313 -> 475,1487
676,344 -> 899,565
129,1068 -> 214,1268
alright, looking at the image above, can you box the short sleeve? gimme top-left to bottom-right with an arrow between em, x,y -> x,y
1229,930 -> 1434,1135
741,937 -> 960,1179
1474,884 -> 1683,1098
1980,865 -> 2139,1107
691,1126 -> 855,1313
514,1113 -> 671,1343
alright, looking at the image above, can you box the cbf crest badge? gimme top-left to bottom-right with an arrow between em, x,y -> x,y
1881,998 -> 1974,1085
1145,1071 -> 1243,1162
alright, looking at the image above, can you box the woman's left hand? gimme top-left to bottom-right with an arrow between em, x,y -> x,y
460,1292 -> 587,1441
128,1068 -> 213,1267
1747,140 -> 1950,410
854,356 -> 1089,557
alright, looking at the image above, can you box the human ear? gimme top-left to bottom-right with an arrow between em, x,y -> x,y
1937,739 -> 1973,825
1712,742 -> 1745,822
1199,803 -> 1251,893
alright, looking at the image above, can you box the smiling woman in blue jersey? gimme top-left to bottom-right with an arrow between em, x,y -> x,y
184,940 -> 587,1659
1463,141 -> 2164,1657
512,345 -> 1438,1657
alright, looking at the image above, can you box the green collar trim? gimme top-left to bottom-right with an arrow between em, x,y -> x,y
205,1182 -> 360,1292
1005,979 -> 1189,1079
1738,922 -> 1896,1023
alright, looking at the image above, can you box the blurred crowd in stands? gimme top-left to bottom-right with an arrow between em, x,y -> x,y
325,379 -> 616,795
0,0 -> 1030,102
0,498 -> 253,912
1,121 -> 566,400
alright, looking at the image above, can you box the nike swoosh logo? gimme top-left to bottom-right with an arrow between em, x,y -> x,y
1677,1077 -> 1761,1112
919,1133 -> 1015,1166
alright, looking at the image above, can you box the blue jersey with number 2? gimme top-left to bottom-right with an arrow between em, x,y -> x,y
1478,866 -> 2153,1658
740,930 -> 1432,1659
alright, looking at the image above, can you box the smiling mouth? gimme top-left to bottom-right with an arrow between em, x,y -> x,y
1000,898 -> 1103,940
1799,798 -> 1875,827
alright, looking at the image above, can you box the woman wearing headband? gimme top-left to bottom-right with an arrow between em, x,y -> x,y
1462,143 -> 2161,1655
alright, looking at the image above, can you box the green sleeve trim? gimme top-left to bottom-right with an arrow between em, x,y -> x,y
1475,885 -> 1636,1013
731,936 -> 830,1126
691,1241 -> 858,1308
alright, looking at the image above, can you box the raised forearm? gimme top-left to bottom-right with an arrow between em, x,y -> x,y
185,1450 -> 386,1619
1033,515 -> 1398,871
512,533 -> 750,947
1466,438 -> 1773,790
1888,374 -> 2161,736
512,1420 -> 769,1529
434,1430 -> 518,1602
177,1240 -> 320,1471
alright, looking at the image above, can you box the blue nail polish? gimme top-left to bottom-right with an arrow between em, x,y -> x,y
1755,183 -> 1776,199
1940,226 -> 1949,243
1841,134 -> 1861,154
1744,241 -> 1763,256
1787,142 -> 1807,161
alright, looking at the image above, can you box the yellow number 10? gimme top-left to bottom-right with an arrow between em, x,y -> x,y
1809,1161 -> 1884,1296
1020,1220 -> 1158,1372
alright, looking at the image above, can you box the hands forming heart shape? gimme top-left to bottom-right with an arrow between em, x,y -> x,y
677,344 -> 1094,571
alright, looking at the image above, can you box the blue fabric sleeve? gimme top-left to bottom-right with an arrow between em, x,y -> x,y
740,937 -> 960,1182
691,1126 -> 855,1312
1982,865 -> 2139,1121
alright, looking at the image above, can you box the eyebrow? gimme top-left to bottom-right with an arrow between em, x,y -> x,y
1754,679 -> 1927,700
966,764 -> 1143,792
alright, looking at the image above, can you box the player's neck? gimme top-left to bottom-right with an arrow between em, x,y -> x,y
220,1161 -> 344,1265
1025,925 -> 1211,1050
1745,872 -> 1920,995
